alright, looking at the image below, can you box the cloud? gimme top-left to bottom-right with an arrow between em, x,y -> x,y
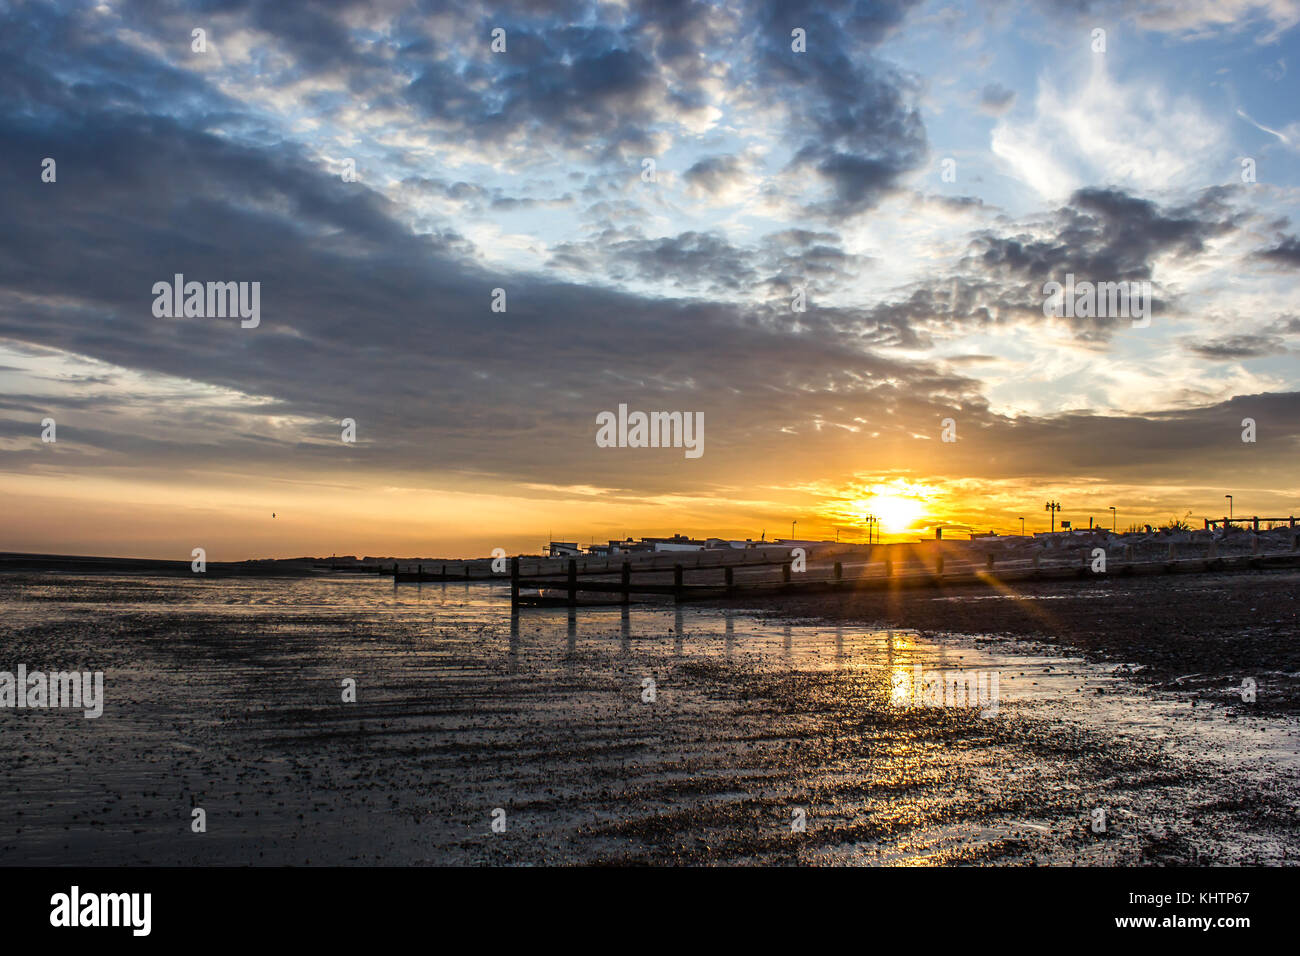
977,82 -> 1016,115
1255,235 -> 1300,267
2,0 -> 1299,548
992,56 -> 1229,201
1185,333 -> 1283,358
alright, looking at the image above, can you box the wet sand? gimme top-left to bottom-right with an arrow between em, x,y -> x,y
749,568 -> 1300,714
1,573 -> 1297,865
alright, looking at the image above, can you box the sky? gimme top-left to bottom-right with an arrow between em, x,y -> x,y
2,0 -> 1300,559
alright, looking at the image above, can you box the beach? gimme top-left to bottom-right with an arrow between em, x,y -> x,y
750,567 -> 1300,714
1,570 -> 1297,865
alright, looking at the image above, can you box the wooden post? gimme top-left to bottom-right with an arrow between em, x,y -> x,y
935,555 -> 943,576
673,564 -> 684,601
1168,541 -> 1175,560
621,561 -> 631,605
725,566 -> 734,592
440,563 -> 446,579
567,559 -> 578,606
833,561 -> 842,580
510,557 -> 519,608
418,563 -> 423,578
782,562 -> 791,583
986,552 -> 995,570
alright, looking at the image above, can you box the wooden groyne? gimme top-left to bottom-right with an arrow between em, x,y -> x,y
375,535 -> 1300,609
508,547 -> 1300,609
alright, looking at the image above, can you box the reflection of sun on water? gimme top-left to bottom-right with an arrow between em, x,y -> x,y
889,667 -> 912,707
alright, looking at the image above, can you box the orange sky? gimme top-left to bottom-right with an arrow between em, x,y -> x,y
3,468 -> 1292,561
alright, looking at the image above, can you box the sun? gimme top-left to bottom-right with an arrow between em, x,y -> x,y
834,480 -> 938,540
867,494 -> 925,534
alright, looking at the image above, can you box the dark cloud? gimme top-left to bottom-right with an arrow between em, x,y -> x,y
746,0 -> 928,219
1255,236 -> 1300,268
0,0 -> 1295,515
1186,334 -> 1281,359
969,187 -> 1239,284
682,154 -> 748,197
978,82 -> 1016,115
547,227 -> 871,295
0,9 -> 960,497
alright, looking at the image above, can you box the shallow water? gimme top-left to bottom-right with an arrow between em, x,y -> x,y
1,574 -> 1296,865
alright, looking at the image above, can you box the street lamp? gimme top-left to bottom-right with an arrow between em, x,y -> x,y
1225,494 -> 1233,522
1045,500 -> 1061,533
863,514 -> 878,545
791,520 -> 797,542
1019,517 -> 1025,537
1109,506 -> 1116,532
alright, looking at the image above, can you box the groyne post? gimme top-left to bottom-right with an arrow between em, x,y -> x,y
567,559 -> 578,606
510,557 -> 519,608
673,564 -> 684,601
621,561 -> 631,604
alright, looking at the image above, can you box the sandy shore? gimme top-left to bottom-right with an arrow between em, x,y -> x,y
1,573 -> 1297,865
742,567 -> 1300,714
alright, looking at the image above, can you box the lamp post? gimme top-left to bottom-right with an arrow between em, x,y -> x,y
1109,506 -> 1116,532
1225,494 -> 1233,522
1019,517 -> 1025,537
791,520 -> 797,542
1045,500 -> 1061,533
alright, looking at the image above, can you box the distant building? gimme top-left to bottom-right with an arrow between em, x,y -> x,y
547,542 -> 582,558
642,534 -> 707,552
